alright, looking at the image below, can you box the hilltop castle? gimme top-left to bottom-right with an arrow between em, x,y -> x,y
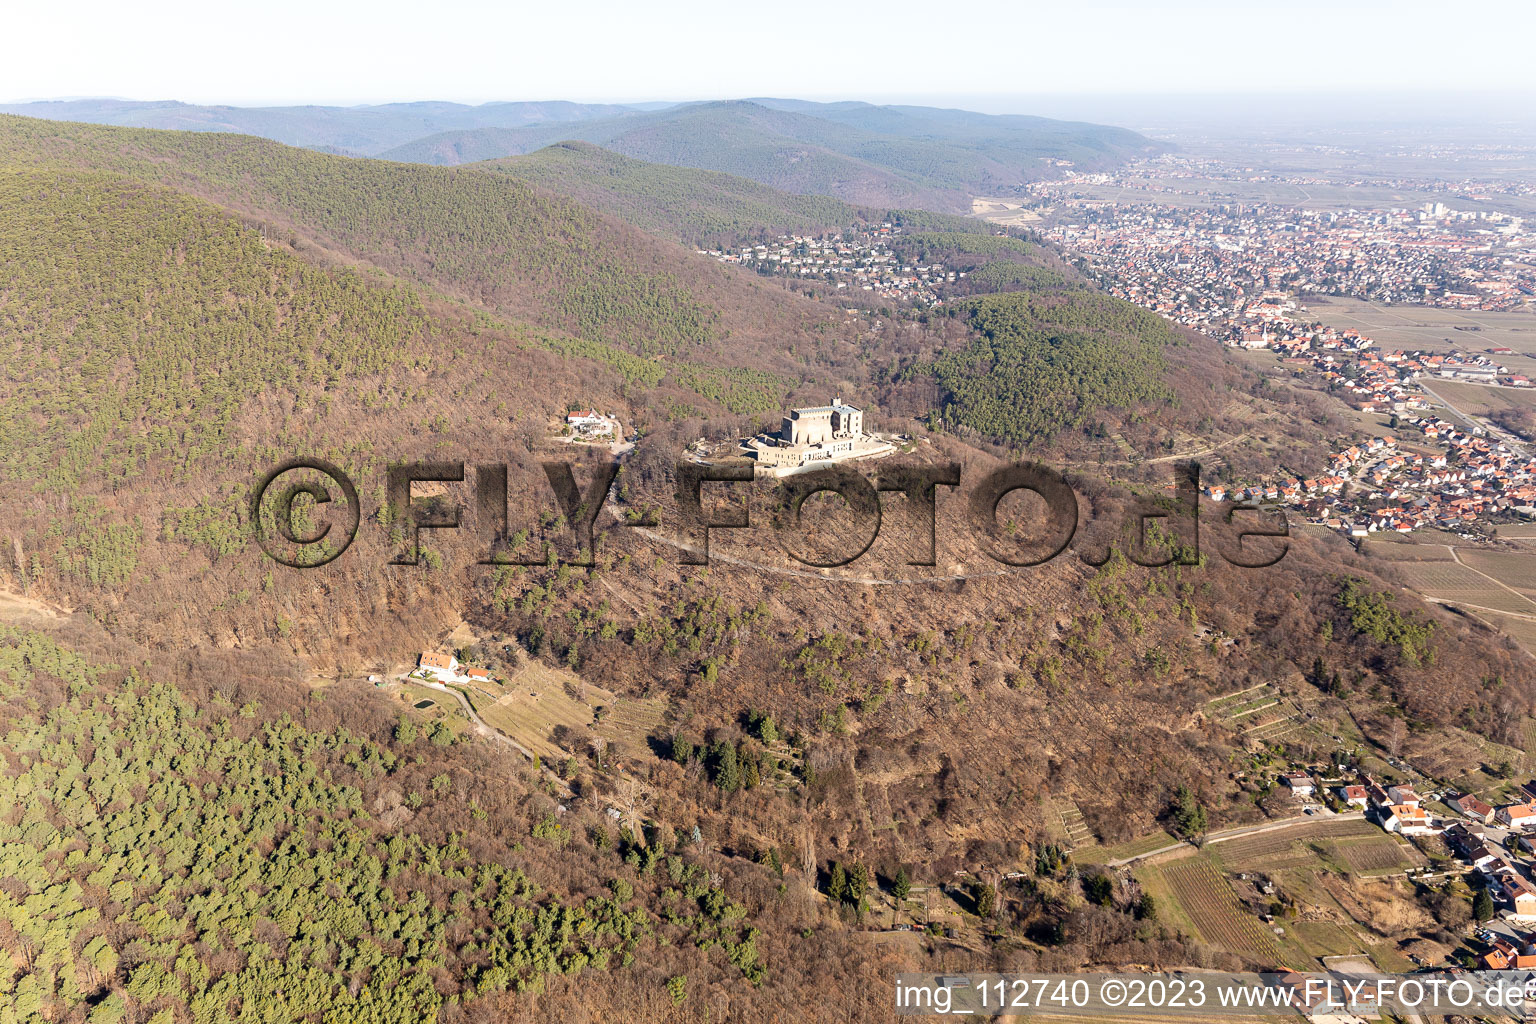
742,396 -> 893,476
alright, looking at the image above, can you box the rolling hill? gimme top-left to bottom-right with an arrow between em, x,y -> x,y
1,96 -> 1165,212
0,114 -> 850,380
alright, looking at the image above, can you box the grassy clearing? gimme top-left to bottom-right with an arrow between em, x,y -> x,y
1290,920 -> 1361,959
393,682 -> 473,736
1074,830 -> 1176,865
466,661 -> 667,764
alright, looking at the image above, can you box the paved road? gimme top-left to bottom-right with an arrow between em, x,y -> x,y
1105,811 -> 1367,868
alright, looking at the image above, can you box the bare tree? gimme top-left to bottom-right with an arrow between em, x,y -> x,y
1385,717 -> 1406,758
10,536 -> 25,596
617,778 -> 645,847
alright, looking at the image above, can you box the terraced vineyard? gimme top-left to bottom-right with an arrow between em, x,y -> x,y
594,693 -> 670,762
1050,796 -> 1095,851
1205,684 -> 1277,722
1410,724 -> 1526,787
1205,685 -> 1305,745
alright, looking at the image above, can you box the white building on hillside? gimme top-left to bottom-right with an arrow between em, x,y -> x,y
418,651 -> 461,682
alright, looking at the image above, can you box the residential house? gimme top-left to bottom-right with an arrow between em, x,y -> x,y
1281,772 -> 1315,797
1482,938 -> 1536,968
1502,874 -> 1536,917
1450,793 -> 1495,823
1380,803 -> 1432,834
1498,803 -> 1536,830
417,651 -> 460,682
1338,785 -> 1369,808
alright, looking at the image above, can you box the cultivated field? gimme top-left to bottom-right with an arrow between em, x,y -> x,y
1393,560 -> 1536,615
1305,297 -> 1536,365
1358,538 -> 1455,561
1327,836 -> 1418,876
1425,379 -> 1536,419
1210,818 -> 1380,870
1155,858 -> 1284,965
1044,176 -> 1530,216
1457,548 -> 1536,597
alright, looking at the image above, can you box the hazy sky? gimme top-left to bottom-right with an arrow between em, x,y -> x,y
8,0 -> 1535,107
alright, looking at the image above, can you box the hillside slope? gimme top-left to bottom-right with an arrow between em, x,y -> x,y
479,142 -> 1006,247
0,114 -> 848,388
482,141 -> 869,245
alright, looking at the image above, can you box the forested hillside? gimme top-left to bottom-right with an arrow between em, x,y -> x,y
0,115 -> 837,375
4,105 -> 1536,1023
919,291 -> 1179,447
0,627 -> 893,1023
0,99 -> 1160,211
482,143 -> 1017,248
750,98 -> 1164,170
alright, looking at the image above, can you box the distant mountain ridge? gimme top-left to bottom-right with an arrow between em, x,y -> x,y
0,97 -> 651,155
2,96 -> 1165,211
383,99 -> 1164,211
